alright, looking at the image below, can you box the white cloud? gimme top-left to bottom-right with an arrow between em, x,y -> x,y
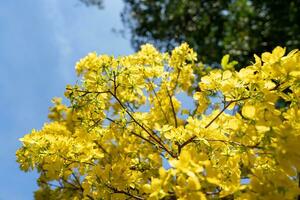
40,0 -> 133,83
41,0 -> 74,82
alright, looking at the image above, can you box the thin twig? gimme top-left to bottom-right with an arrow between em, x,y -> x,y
204,100 -> 233,129
110,91 -> 176,158
72,173 -> 84,192
102,182 -> 145,200
106,117 -> 157,147
178,97 -> 249,153
66,88 -> 110,96
167,89 -> 178,127
109,70 -> 177,157
146,77 -> 169,124
203,139 -> 261,149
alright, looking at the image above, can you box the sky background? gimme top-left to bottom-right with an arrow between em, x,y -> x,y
0,0 -> 133,199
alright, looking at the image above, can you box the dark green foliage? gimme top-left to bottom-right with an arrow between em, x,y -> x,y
79,0 -> 103,9
81,0 -> 300,67
122,0 -> 300,67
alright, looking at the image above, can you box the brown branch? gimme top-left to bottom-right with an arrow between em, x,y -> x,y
72,173 -> 84,192
113,71 -> 118,95
167,69 -> 181,128
101,181 -> 144,200
41,180 -> 64,189
67,85 -> 176,158
203,139 -> 261,149
88,118 -> 103,131
166,89 -> 178,128
178,101 -> 233,153
110,188 -> 144,200
86,195 -> 95,200
60,154 -> 96,166
106,117 -> 157,147
191,102 -> 200,118
94,140 -> 109,155
110,91 -> 176,158
204,100 -> 233,129
66,88 -> 110,96
146,77 -> 169,124
40,180 -> 80,192
129,130 -> 157,146
71,173 -> 95,200
178,97 -> 250,153
109,70 -> 177,157
62,178 -> 82,191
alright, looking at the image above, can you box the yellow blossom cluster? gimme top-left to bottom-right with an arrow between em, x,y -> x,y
17,44 -> 300,199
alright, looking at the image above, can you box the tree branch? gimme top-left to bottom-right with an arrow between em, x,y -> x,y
110,91 -> 177,158
106,117 -> 157,147
101,181 -> 144,200
145,77 -> 169,124
166,89 -> 178,127
178,97 -> 249,153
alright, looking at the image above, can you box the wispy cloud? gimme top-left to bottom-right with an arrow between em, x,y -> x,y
41,0 -> 74,82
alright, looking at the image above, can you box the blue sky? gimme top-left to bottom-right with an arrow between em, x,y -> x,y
0,0 -> 132,199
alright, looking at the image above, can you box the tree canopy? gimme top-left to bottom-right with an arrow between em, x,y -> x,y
17,44 -> 300,199
80,0 -> 300,66
79,0 -> 103,9
124,0 -> 300,66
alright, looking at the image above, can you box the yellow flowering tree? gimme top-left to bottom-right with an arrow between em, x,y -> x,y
17,43 -> 300,199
